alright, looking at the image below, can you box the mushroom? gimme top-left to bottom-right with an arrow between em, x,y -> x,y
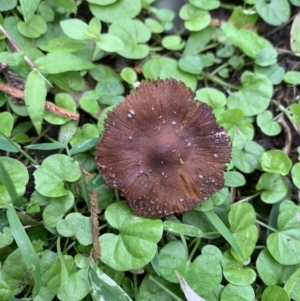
96,79 -> 231,218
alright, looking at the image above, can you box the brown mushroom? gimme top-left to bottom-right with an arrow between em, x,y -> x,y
95,79 -> 231,218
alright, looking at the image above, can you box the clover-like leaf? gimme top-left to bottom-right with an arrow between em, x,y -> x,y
256,172 -> 288,204
189,0 -> 220,10
292,162 -> 300,190
0,227 -> 13,248
195,88 -> 226,111
96,33 -> 124,52
255,0 -> 290,26
163,220 -> 203,237
158,240 -> 222,295
262,285 -> 290,301
232,142 -> 264,173
261,150 -> 292,176
284,71 -> 300,85
267,202 -> 300,265
227,72 -> 273,116
179,4 -> 211,31
89,0 -> 142,23
222,250 -> 256,285
60,19 -> 89,40
257,110 -> 282,136
100,201 -> 163,271
228,203 -> 258,262
42,192 -> 74,228
18,15 -> 47,38
224,171 -> 246,187
291,12 -> 300,55
0,157 -> 29,206
220,284 -> 255,301
109,19 -> 150,59
57,212 -> 93,246
256,248 -> 284,286
33,154 -> 81,197
254,63 -> 285,85
143,57 -> 197,91
162,35 -> 185,51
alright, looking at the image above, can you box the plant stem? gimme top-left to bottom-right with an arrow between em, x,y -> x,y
202,72 -> 240,90
149,275 -> 183,301
255,220 -> 279,233
188,238 -> 200,261
231,192 -> 262,206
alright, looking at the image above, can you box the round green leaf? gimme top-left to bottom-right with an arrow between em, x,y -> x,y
292,162 -> 300,189
195,88 -> 226,110
267,204 -> 300,265
120,67 -> 137,85
33,154 -> 81,197
284,71 -> 300,85
189,0 -> 220,10
221,250 -> 256,285
262,285 -> 289,301
0,157 -> 29,206
87,0 -> 117,5
232,142 -> 264,173
224,171 -> 246,187
179,4 -> 211,31
255,0 -> 290,26
257,110 -> 282,136
0,227 -> 13,248
79,90 -> 102,115
43,192 -> 74,228
291,12 -> 300,54
57,212 -> 93,245
96,33 -> 124,52
143,57 -> 197,91
227,72 -> 273,116
256,248 -> 284,286
220,284 -> 255,301
89,0 -> 142,23
255,63 -> 285,85
109,19 -> 150,59
261,150 -> 292,176
162,35 -> 185,51
60,19 -> 89,40
255,172 -> 288,204
17,15 -> 47,39
0,112 -> 14,136
44,93 -> 76,125
70,123 -> 99,147
145,18 -> 164,33
0,0 -> 17,11
100,201 -> 163,271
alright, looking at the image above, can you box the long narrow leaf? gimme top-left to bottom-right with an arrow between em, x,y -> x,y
7,206 -> 42,294
204,210 -> 243,257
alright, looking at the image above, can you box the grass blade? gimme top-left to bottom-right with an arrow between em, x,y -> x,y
204,210 -> 243,258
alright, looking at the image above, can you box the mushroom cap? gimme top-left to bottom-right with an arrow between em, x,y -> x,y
96,79 -> 231,218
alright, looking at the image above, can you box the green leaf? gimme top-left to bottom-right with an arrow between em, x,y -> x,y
232,142 -> 264,173
40,37 -> 86,53
143,57 -> 197,91
262,285 -> 289,301
257,110 -> 282,136
221,250 -> 256,285
89,0 -> 142,23
0,0 -> 17,11
0,227 -> 13,248
109,19 -> 150,59
18,15 -> 47,38
255,0 -> 290,26
292,162 -> 300,189
284,267 -> 300,299
162,35 -> 185,51
57,212 -> 93,245
60,19 -> 89,40
25,142 -> 66,150
96,33 -> 124,52
179,4 -> 211,31
35,51 -> 95,74
89,261 -> 132,301
178,54 -> 214,75
0,157 -> 29,206
284,71 -> 300,85
291,12 -> 300,54
158,240 -> 222,295
227,71 -> 273,116
163,220 -> 203,237
144,18 -> 164,33
0,112 -> 14,136
205,210 -> 243,258
24,70 -> 47,134
267,202 -> 300,265
195,88 -> 226,111
33,154 -> 81,197
79,90 -> 102,114
224,171 -> 246,187
150,7 -> 174,31
7,206 -> 42,293
100,201 -> 163,271
228,203 -> 258,261
189,0 -> 220,10
255,172 -> 288,204
256,247 -> 284,286
218,108 -> 254,148
43,192 -> 74,229
19,0 -> 39,21
220,284 -> 255,301
0,137 -> 20,153
69,138 -> 98,155
120,67 -> 137,85
261,150 -> 292,176
70,124 -> 99,147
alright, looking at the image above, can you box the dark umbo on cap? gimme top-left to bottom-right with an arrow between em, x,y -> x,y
96,79 -> 231,218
